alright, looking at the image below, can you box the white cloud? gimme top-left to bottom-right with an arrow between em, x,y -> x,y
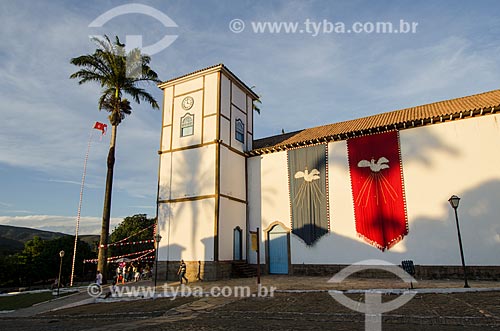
0,214 -> 123,235
2,210 -> 32,214
129,205 -> 156,209
45,178 -> 102,190
359,36 -> 499,100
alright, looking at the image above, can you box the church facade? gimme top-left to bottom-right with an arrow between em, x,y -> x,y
156,64 -> 500,281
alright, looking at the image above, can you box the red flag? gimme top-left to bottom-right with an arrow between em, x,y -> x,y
93,121 -> 107,135
347,131 -> 408,251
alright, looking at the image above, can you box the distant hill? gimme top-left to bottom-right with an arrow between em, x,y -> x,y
79,234 -> 100,250
0,236 -> 24,253
0,224 -> 66,242
0,225 -> 100,254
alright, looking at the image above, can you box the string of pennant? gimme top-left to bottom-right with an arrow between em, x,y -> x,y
132,249 -> 155,262
99,239 -> 155,249
84,248 -> 156,264
83,255 -> 155,264
112,223 -> 155,245
99,223 -> 156,248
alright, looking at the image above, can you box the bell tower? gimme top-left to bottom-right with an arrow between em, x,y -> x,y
156,64 -> 258,280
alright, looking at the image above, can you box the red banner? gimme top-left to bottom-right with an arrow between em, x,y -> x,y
347,131 -> 408,250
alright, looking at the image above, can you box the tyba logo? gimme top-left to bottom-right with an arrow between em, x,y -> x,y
88,3 -> 178,55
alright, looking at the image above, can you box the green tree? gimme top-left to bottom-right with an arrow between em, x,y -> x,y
0,254 -> 23,287
17,236 -> 45,285
70,36 -> 161,280
37,236 -> 93,285
109,214 -> 155,259
4,236 -> 93,287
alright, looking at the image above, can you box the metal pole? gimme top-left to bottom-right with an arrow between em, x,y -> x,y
256,227 -> 261,285
154,242 -> 159,290
57,255 -> 63,296
454,208 -> 470,288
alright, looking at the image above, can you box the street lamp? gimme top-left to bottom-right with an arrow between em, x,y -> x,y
448,195 -> 470,288
154,233 -> 162,292
57,250 -> 65,296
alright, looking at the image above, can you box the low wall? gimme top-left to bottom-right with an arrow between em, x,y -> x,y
289,264 -> 500,280
156,260 -> 233,282
156,261 -> 500,281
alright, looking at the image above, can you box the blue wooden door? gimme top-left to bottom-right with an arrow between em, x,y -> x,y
269,225 -> 288,274
233,227 -> 242,260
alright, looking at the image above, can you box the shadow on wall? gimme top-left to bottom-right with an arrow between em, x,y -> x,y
402,179 -> 500,265
260,161 -> 280,210
162,237 -> 226,281
248,156 -> 262,227
159,147 -> 213,262
159,243 -> 184,281
164,243 -> 186,261
248,155 -> 280,245
400,127 -> 460,167
291,179 -> 500,266
181,149 -> 212,257
329,128 -> 460,172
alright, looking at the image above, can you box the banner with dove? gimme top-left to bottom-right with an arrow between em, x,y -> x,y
347,131 -> 408,251
288,144 -> 329,245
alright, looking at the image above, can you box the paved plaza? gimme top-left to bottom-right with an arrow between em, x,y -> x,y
1,276 -> 499,330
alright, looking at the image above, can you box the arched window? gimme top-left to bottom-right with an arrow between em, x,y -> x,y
235,118 -> 244,143
181,113 -> 194,137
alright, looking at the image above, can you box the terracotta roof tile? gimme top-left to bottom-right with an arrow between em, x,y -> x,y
252,89 -> 500,152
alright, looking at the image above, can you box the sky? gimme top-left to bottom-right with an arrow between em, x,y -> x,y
1,0 -> 499,235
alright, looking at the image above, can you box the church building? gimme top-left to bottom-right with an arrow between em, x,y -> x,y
156,64 -> 500,281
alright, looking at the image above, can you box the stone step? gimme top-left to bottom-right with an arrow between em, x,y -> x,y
232,262 -> 258,278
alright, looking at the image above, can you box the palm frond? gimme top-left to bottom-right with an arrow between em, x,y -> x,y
123,85 -> 159,109
70,34 -> 161,124
253,98 -> 262,114
100,94 -> 132,125
250,86 -> 262,114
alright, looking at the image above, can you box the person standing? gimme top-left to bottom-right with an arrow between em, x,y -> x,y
121,264 -> 126,284
177,260 -> 188,284
133,265 -> 140,282
96,270 -> 103,287
116,265 -> 123,284
127,265 -> 133,282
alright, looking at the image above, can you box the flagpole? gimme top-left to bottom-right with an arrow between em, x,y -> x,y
70,128 -> 95,287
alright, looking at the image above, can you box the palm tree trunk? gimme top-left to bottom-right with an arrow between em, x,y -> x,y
97,124 -> 117,282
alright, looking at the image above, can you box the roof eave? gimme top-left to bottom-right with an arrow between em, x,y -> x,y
157,64 -> 259,100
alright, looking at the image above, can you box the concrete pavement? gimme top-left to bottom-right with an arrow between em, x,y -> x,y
1,275 -> 499,318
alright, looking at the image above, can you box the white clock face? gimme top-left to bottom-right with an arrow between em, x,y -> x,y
181,96 -> 194,110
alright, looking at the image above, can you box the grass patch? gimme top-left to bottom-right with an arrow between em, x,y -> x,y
0,291 -> 71,310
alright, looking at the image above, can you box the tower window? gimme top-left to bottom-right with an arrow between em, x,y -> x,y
180,113 -> 194,137
235,118 -> 244,143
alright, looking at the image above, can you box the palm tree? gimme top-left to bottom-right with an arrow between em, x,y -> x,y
70,35 -> 160,280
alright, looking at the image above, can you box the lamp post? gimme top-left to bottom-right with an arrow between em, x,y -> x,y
57,250 -> 65,296
448,195 -> 470,288
154,233 -> 162,292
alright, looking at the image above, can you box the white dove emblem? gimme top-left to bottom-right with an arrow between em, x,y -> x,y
294,168 -> 320,182
355,156 -> 398,206
357,157 -> 390,172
